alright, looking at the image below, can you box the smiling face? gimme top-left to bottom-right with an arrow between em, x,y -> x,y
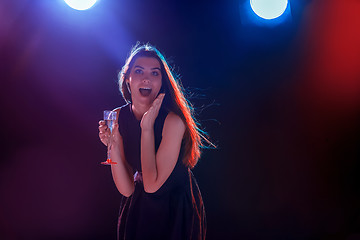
126,57 -> 163,106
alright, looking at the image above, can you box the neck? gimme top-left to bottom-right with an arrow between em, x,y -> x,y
131,101 -> 151,121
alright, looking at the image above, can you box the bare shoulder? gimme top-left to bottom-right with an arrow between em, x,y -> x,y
163,112 -> 186,135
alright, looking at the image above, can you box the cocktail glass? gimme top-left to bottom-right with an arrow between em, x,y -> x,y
101,110 -> 117,165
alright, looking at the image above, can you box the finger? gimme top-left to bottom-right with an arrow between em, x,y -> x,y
99,124 -> 107,130
99,132 -> 109,139
99,133 -> 109,144
158,93 -> 165,101
158,94 -> 165,107
155,93 -> 165,106
151,99 -> 160,110
153,95 -> 164,112
156,93 -> 164,103
99,120 -> 106,125
157,93 -> 165,99
98,125 -> 108,133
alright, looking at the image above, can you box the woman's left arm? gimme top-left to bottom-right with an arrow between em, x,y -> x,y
140,95 -> 185,193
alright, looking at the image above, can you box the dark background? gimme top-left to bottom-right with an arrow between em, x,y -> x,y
1,0 -> 360,239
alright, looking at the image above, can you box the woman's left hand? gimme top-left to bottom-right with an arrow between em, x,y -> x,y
140,93 -> 165,131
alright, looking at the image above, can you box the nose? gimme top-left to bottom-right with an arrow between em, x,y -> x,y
142,75 -> 150,83
142,78 -> 150,84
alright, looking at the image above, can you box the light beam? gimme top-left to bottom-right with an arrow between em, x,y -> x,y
64,0 -> 97,11
250,0 -> 288,20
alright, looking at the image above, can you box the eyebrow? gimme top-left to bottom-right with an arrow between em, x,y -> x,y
134,65 -> 161,71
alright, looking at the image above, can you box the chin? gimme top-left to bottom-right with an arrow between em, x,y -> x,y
135,95 -> 155,105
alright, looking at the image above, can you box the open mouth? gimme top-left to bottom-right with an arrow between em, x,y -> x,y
139,88 -> 152,97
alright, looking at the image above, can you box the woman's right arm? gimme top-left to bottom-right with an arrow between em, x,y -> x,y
98,109 -> 134,197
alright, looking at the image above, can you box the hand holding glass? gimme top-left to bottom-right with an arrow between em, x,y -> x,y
101,110 -> 117,165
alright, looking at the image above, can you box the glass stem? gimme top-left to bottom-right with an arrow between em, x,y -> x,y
107,130 -> 112,161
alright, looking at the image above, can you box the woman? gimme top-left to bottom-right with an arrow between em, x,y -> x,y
98,43 -> 211,239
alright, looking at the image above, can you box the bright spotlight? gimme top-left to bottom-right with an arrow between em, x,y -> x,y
64,0 -> 97,11
250,0 -> 288,20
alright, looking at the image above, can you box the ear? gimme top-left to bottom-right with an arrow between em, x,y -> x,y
125,80 -> 131,94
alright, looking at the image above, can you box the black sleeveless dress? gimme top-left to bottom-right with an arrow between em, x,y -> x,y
117,103 -> 206,240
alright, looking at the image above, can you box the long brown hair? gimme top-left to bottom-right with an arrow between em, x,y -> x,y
118,43 -> 214,168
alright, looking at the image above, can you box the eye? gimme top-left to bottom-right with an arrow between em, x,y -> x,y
134,69 -> 143,74
152,71 -> 160,76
